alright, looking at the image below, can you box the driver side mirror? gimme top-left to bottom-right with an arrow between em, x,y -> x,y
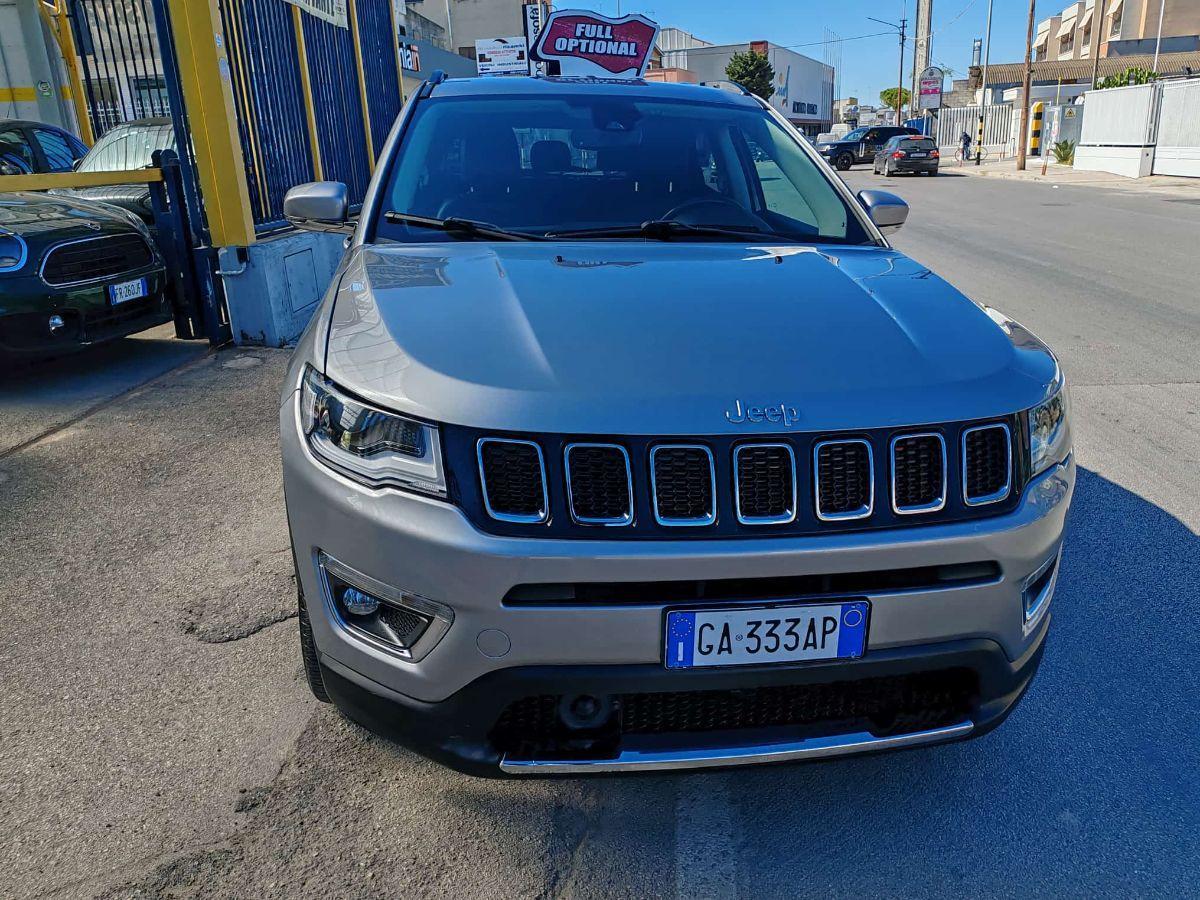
284,181 -> 352,234
857,189 -> 908,235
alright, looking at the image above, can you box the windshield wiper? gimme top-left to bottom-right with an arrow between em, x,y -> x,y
384,211 -> 543,241
545,220 -> 797,242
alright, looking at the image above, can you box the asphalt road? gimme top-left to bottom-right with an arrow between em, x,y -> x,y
2,169 -> 1198,899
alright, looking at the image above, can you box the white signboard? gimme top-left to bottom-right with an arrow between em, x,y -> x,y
918,65 -> 944,110
476,37 -> 529,76
283,0 -> 347,29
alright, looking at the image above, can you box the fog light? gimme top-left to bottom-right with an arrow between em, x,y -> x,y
48,315 -> 65,333
341,587 -> 380,616
318,552 -> 454,662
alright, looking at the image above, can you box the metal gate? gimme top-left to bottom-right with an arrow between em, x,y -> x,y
1152,78 -> 1200,178
39,0 -> 230,344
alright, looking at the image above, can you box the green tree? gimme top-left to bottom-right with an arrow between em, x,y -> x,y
1094,66 -> 1158,89
725,51 -> 776,101
879,87 -> 912,115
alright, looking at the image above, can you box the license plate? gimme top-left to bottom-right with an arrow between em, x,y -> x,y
109,278 -> 147,305
909,152 -> 927,158
664,601 -> 868,669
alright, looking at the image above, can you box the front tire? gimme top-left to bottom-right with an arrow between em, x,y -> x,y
835,152 -> 853,171
299,584 -> 331,703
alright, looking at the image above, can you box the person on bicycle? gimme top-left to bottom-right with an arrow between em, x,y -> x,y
960,131 -> 973,162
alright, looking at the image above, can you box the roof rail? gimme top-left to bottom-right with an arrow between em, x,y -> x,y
420,70 -> 447,98
700,80 -> 753,97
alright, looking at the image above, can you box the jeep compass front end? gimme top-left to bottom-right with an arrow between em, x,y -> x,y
280,75 -> 1073,776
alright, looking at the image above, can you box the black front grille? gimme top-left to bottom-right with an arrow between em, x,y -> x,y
478,439 -> 546,521
652,446 -> 715,523
566,444 -> 632,523
892,434 -> 946,511
964,425 -> 1012,503
491,669 -> 979,758
815,440 -> 872,518
735,444 -> 795,522
41,234 -> 153,286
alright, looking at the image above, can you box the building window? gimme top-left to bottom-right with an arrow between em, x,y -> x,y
1109,14 -> 1121,37
1060,33 -> 1074,53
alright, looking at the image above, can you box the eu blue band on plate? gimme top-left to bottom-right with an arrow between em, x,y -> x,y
837,601 -> 869,658
666,611 -> 696,668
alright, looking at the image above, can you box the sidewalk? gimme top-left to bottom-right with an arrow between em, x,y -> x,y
948,154 -> 1200,197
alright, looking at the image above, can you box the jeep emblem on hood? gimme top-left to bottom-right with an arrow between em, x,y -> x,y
725,400 -> 800,427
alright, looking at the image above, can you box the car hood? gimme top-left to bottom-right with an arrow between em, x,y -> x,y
50,185 -> 152,221
324,242 -> 1059,435
0,191 -> 140,241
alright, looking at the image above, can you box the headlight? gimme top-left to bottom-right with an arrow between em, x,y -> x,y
1027,377 -> 1071,477
300,365 -> 446,497
0,232 -> 27,271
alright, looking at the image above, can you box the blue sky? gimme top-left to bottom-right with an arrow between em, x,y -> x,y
574,1 -> 1060,104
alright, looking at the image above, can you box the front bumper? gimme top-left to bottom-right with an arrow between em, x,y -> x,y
282,392 -> 1074,774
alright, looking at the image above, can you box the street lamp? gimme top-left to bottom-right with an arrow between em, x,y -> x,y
976,0 -> 994,165
868,16 -> 908,126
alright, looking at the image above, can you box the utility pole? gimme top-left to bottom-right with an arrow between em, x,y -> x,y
1090,0 -> 1107,90
868,16 -> 908,125
1153,0 -> 1166,72
976,0 -> 993,165
1017,0 -> 1037,171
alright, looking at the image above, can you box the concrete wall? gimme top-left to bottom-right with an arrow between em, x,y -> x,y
222,231 -> 346,347
447,0 -> 546,56
0,0 -> 77,130
1075,144 -> 1155,177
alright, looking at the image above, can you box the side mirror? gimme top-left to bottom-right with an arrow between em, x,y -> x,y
284,181 -> 351,233
857,189 -> 909,235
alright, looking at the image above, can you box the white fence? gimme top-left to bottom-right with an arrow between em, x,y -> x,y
1079,82 -> 1159,146
934,103 -> 1012,150
1076,81 -> 1161,178
1153,78 -> 1200,177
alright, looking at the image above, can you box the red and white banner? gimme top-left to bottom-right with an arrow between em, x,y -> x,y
531,10 -> 659,78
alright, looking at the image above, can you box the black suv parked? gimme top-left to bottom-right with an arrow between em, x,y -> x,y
816,125 -> 921,170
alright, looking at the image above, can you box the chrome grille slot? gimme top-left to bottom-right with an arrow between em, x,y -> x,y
478,438 -> 548,523
962,424 -> 1012,506
891,433 -> 947,514
814,439 -> 873,521
40,234 -> 154,286
565,443 -> 633,525
734,443 -> 796,524
650,445 -> 716,526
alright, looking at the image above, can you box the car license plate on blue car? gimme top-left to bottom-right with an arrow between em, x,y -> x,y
664,601 -> 868,669
109,277 -> 147,305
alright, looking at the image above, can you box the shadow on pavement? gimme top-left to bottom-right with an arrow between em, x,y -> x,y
0,323 -> 206,454
716,466 -> 1199,895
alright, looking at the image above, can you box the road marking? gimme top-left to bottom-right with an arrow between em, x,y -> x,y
675,774 -> 738,899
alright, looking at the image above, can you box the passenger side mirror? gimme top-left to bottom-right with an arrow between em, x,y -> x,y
284,181 -> 352,233
857,189 -> 909,235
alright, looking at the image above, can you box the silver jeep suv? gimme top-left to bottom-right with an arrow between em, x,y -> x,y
280,74 -> 1073,776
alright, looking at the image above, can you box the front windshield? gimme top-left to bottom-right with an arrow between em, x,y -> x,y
841,128 -> 868,142
78,122 -> 174,173
376,94 -> 872,244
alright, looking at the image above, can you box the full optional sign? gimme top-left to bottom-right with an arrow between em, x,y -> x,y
531,10 -> 659,78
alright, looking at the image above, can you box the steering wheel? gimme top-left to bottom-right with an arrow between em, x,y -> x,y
659,196 -> 761,227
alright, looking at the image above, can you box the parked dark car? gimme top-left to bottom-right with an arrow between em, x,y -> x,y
816,125 -> 921,170
0,192 -> 168,361
874,135 -> 941,176
0,119 -> 89,175
55,117 -> 174,222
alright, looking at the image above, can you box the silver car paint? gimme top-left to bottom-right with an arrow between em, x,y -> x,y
320,242 -> 1058,436
280,77 -> 1073,745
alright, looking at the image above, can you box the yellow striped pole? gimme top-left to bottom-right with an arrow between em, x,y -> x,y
1030,101 -> 1044,157
346,0 -> 376,170
292,4 -> 324,180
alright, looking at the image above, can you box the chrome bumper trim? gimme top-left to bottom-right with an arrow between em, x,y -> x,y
498,721 -> 973,774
